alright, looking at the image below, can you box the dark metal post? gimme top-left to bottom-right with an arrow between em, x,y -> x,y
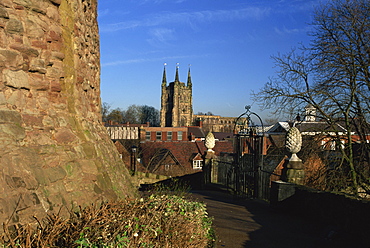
131,145 -> 137,175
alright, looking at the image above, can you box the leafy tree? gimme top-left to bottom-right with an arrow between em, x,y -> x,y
253,0 -> 370,196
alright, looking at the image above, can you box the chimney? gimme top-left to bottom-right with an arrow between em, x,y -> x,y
198,119 -> 203,128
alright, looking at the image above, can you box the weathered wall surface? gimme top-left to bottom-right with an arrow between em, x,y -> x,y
0,0 -> 135,225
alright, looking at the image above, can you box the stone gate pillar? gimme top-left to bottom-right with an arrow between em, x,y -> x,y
204,131 -> 216,184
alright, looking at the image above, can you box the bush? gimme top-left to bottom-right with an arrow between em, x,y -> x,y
0,194 -> 214,248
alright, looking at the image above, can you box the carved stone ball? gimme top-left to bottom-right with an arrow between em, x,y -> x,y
285,126 -> 302,154
205,131 -> 215,150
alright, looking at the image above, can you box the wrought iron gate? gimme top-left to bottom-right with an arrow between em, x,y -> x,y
210,106 -> 279,201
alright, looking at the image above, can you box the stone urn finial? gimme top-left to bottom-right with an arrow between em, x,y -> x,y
205,131 -> 215,152
283,126 -> 304,184
285,126 -> 302,161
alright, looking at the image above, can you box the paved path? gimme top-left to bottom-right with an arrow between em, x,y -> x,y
191,190 -> 336,248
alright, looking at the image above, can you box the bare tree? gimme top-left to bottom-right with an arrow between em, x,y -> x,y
140,105 -> 160,126
104,104 -> 160,126
107,108 -> 124,124
123,104 -> 141,124
101,102 -> 111,122
253,0 -> 370,196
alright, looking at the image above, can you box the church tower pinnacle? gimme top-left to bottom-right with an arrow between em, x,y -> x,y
187,65 -> 192,87
175,63 -> 180,83
162,63 -> 167,86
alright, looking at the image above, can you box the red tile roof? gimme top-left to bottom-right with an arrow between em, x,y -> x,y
140,140 -> 234,172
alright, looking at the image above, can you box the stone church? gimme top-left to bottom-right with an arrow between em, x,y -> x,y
160,64 -> 193,127
160,65 -> 243,133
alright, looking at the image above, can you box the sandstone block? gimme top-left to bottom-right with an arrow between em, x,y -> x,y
22,113 -> 43,126
50,80 -> 62,92
0,123 -> 26,140
0,29 -> 9,47
0,7 -> 9,19
0,0 -> 12,8
29,58 -> 47,74
80,159 -> 99,175
10,176 -> 26,188
5,19 -> 24,35
49,0 -> 61,6
45,167 -> 67,183
49,41 -> 62,52
42,115 -> 55,127
0,109 -> 22,124
54,128 -> 77,144
46,66 -> 61,79
0,93 -> 6,105
0,49 -> 23,69
25,20 -> 45,39
31,40 -> 47,50
51,51 -> 65,61
47,30 -> 61,42
3,69 -> 30,89
13,0 -> 33,9
10,43 -> 39,57
81,142 -> 97,158
46,6 -> 59,21
30,5 -> 46,15
25,193 -> 41,205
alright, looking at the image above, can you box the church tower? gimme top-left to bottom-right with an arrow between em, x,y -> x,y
160,64 -> 193,127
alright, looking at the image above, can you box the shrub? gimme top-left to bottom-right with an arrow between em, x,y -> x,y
0,194 -> 214,248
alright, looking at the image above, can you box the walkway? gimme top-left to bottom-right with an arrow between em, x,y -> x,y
191,189 -> 342,248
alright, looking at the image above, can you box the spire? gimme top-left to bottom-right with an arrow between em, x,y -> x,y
162,63 -> 167,86
175,63 -> 180,82
187,64 -> 192,86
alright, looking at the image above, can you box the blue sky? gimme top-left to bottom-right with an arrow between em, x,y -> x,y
98,0 -> 325,120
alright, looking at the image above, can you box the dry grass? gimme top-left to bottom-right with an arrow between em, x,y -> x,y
0,193 -> 214,248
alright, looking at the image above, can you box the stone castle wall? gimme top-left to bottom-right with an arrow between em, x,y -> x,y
0,0 -> 135,225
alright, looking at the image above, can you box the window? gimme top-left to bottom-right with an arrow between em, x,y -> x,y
156,131 -> 162,141
145,131 -> 151,141
167,131 -> 172,141
193,160 -> 202,169
178,131 -> 183,140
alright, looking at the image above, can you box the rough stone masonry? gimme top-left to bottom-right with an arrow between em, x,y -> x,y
0,0 -> 135,226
